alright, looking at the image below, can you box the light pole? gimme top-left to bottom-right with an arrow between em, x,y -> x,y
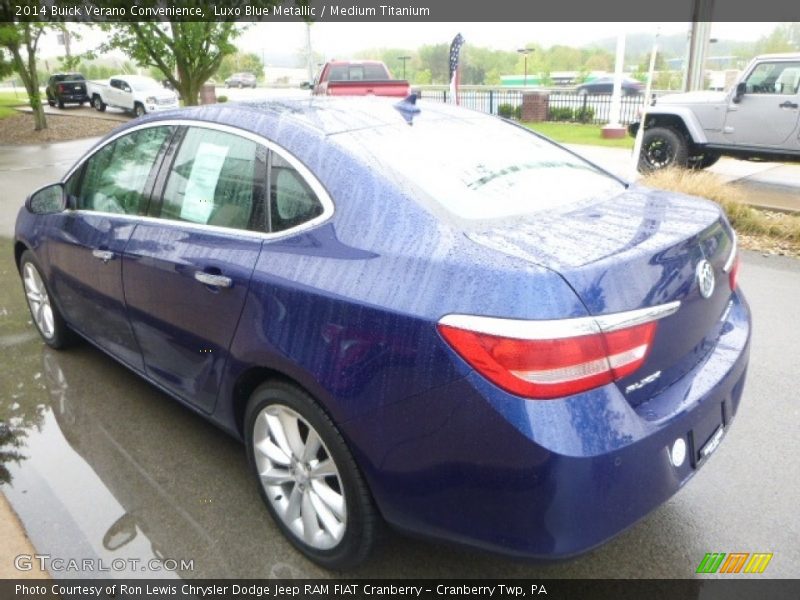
517,48 -> 533,87
398,55 -> 411,80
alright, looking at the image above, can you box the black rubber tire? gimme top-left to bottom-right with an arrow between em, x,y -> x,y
244,380 -> 379,570
19,250 -> 74,350
134,103 -> 146,118
47,96 -> 55,107
638,126 -> 689,172
57,99 -> 64,109
93,96 -> 106,112
688,151 -> 721,170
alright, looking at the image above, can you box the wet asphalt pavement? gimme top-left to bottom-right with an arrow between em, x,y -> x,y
0,139 -> 799,579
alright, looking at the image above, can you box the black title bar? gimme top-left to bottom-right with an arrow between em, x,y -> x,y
5,0 -> 800,22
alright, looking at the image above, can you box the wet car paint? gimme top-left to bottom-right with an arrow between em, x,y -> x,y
2,239 -> 799,577
10,100 -> 752,562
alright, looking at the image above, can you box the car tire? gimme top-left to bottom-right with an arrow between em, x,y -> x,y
688,151 -> 721,170
638,126 -> 689,172
244,380 -> 379,570
47,96 -> 55,107
19,250 -> 74,350
134,103 -> 146,118
238,83 -> 244,89
93,96 -> 106,112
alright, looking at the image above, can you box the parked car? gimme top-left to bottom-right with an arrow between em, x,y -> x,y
45,73 -> 89,108
630,53 -> 800,171
15,98 -> 750,569
225,72 -> 257,88
312,60 -> 410,97
86,75 -> 179,117
576,76 -> 644,95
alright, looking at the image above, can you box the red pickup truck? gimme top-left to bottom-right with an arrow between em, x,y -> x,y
313,60 -> 410,97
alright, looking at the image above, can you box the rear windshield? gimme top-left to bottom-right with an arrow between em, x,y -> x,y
339,115 -> 624,220
328,64 -> 389,82
53,74 -> 85,82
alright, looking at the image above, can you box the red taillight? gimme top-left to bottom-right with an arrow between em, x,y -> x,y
57,84 -> 65,93
728,254 -> 740,290
438,320 -> 657,399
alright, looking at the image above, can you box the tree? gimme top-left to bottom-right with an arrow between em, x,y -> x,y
417,43 -> 449,84
217,52 -> 265,82
100,22 -> 243,105
0,5 -> 49,131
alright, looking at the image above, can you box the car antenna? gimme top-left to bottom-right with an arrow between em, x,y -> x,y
393,93 -> 420,125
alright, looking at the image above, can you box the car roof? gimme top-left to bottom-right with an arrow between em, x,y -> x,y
135,96 -> 490,138
754,53 -> 800,61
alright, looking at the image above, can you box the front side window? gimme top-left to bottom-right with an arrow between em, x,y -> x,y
159,127 -> 267,232
68,126 -> 174,215
745,62 -> 800,94
270,153 -> 324,232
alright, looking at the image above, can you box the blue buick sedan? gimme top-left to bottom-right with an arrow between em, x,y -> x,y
15,98 -> 750,569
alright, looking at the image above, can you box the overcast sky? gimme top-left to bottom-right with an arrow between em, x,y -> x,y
38,22 -> 780,61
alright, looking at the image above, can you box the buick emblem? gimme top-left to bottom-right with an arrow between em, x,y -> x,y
696,260 -> 715,299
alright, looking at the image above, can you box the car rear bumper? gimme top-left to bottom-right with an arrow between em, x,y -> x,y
57,94 -> 89,103
345,291 -> 751,559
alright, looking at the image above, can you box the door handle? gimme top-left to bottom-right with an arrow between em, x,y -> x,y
779,101 -> 798,109
92,249 -> 114,263
194,271 -> 232,289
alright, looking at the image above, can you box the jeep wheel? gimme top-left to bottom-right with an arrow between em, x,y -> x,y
639,127 -> 688,172
93,96 -> 106,112
134,103 -> 146,118
688,151 -> 721,170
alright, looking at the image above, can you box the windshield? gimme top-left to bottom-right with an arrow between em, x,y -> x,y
130,78 -> 162,92
338,114 -> 624,221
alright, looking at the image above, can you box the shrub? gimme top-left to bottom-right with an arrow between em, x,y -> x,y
497,103 -> 521,120
217,95 -> 228,103
574,106 -> 595,123
549,107 -> 573,121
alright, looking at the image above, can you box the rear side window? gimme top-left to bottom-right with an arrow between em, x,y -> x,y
270,153 -> 323,232
159,127 -> 267,232
70,126 -> 174,215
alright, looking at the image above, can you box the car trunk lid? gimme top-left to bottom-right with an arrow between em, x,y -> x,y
466,185 -> 736,406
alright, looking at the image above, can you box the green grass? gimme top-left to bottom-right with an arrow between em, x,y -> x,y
0,90 -> 29,119
523,121 -> 634,149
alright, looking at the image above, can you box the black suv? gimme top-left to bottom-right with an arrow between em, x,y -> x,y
46,73 -> 89,108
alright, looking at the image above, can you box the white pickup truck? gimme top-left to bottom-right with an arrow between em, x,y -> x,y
87,75 -> 179,117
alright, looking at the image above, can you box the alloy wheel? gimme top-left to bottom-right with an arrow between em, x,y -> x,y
23,262 -> 55,339
252,404 -> 347,550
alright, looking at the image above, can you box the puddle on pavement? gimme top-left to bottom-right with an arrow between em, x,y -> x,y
0,237 -> 326,579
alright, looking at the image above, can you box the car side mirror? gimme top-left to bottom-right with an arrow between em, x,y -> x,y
299,81 -> 312,90
26,183 -> 66,214
733,82 -> 746,103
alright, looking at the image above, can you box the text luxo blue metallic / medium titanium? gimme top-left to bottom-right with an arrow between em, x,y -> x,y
14,97 -> 750,569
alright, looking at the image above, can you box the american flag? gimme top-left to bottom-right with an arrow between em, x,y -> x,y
449,33 -> 464,105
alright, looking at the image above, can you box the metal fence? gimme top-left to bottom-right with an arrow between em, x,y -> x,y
416,87 -> 646,125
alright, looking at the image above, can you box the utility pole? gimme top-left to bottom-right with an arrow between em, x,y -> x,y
517,48 -> 532,87
305,23 -> 314,84
398,55 -> 411,80
684,0 -> 715,91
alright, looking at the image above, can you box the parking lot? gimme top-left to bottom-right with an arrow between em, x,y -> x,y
0,132 -> 798,578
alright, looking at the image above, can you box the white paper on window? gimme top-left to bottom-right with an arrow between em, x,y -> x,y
180,142 -> 229,223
